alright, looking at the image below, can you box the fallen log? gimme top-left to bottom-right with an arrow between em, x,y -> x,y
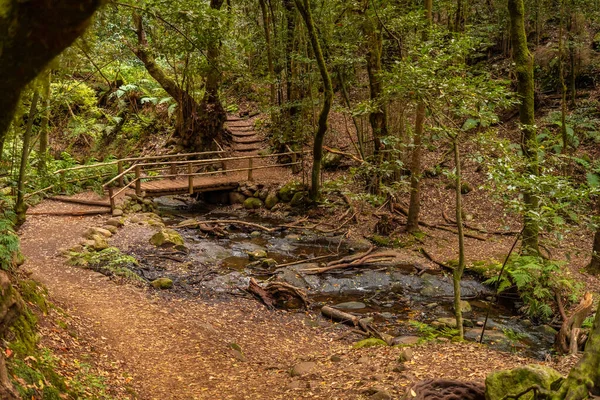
48,196 -> 111,207
323,145 -> 364,163
247,278 -> 310,310
27,209 -> 111,216
248,278 -> 275,309
556,292 -> 594,355
321,305 -> 359,326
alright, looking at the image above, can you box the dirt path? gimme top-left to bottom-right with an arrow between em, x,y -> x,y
18,199 -> 574,399
19,210 -> 349,399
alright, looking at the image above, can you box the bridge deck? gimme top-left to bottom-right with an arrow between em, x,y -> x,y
140,176 -> 239,196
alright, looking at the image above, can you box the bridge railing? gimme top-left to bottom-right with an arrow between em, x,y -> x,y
105,150 -> 307,211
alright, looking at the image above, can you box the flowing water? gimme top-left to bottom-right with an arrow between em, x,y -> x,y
138,197 -> 558,359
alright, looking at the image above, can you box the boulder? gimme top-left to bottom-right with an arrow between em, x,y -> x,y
151,278 -> 173,289
257,189 -> 269,201
243,197 -> 263,210
106,218 -> 124,227
103,225 -> 118,234
397,348 -> 414,363
290,192 -> 306,207
485,365 -> 563,400
264,193 -> 279,209
229,192 -> 246,205
248,250 -> 268,261
150,229 -> 185,249
278,181 -> 304,202
457,300 -> 472,314
85,227 -> 112,239
260,258 -> 277,268
112,209 -> 124,217
91,234 -> 109,251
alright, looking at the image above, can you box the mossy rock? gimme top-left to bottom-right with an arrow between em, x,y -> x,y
485,365 -> 563,400
264,192 -> 279,209
278,181 -> 304,202
94,235 -> 109,251
290,192 -> 307,207
243,197 -> 263,210
370,234 -> 390,247
353,338 -> 388,349
69,247 -> 143,283
248,250 -> 268,261
151,278 -> 173,290
150,229 -> 185,249
18,280 -> 48,314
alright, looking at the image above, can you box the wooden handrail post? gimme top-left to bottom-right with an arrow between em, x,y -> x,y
170,163 -> 177,180
117,161 -> 124,187
135,165 -> 141,196
248,157 -> 253,181
291,151 -> 299,174
188,163 -> 194,194
108,186 -> 115,212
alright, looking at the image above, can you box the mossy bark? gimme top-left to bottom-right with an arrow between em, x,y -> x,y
360,4 -> 388,194
588,200 -> 600,274
0,0 -> 101,143
453,139 -> 465,339
131,12 -> 224,152
259,0 -> 276,105
508,0 -> 540,255
294,0 -> 333,201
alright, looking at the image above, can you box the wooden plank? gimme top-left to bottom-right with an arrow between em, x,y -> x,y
48,196 -> 111,208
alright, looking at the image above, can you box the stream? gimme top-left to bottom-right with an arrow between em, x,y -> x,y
126,196 -> 558,360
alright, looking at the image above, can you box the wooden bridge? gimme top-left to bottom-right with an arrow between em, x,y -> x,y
29,116 -> 305,212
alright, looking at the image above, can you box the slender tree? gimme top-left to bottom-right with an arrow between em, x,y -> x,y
259,0 -> 276,105
406,0 -> 432,232
508,0 -> 540,255
293,0 -> 333,201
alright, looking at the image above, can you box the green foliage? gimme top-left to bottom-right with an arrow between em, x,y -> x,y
485,255 -> 583,321
409,320 -> 459,342
0,194 -> 20,271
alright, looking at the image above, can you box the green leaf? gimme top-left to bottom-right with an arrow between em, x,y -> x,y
587,173 -> 600,188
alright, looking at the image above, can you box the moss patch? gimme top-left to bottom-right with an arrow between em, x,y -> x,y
353,338 -> 388,349
69,247 -> 144,283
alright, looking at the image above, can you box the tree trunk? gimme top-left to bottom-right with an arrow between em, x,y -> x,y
131,12 -> 224,152
259,0 -> 276,105
283,0 -> 300,145
508,0 -> 540,255
362,6 -> 388,195
0,0 -> 100,144
406,104 -> 425,233
15,91 -> 40,225
550,302 -> 600,399
38,71 -> 51,175
453,138 -> 465,340
588,199 -> 600,274
406,1 -> 432,233
294,0 -> 333,201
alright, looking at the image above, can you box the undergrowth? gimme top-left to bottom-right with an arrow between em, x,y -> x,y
68,247 -> 144,284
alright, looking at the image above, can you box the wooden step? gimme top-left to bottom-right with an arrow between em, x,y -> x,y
233,137 -> 262,144
230,132 -> 257,137
234,146 -> 261,153
227,123 -> 254,129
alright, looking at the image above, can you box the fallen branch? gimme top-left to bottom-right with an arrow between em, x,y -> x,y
277,253 -> 338,268
27,209 -> 111,216
323,145 -> 363,163
321,305 -> 358,326
442,210 -> 519,236
392,204 -> 486,241
303,251 -> 397,274
247,278 -> 310,310
203,219 -> 275,232
247,278 -> 275,309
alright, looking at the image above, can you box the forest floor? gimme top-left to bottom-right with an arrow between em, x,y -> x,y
18,198 -> 577,400
16,108 -> 600,399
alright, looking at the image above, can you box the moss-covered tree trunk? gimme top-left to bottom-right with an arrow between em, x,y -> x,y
294,0 -> 333,201
15,91 -> 40,225
0,0 -> 101,146
132,12 -> 224,152
508,0 -> 540,255
453,138 -> 465,339
259,0 -> 276,105
199,0 -> 227,146
361,3 -> 388,195
588,199 -> 600,274
406,0 -> 432,233
38,71 -> 51,176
